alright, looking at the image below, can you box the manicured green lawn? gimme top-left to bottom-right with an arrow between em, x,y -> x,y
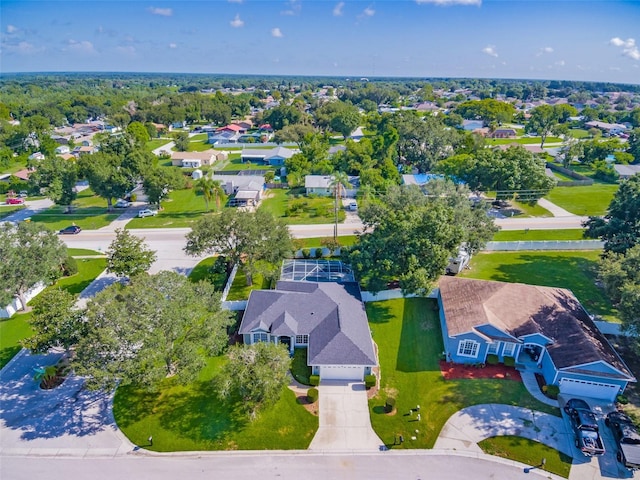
226,267 -> 272,301
460,251 -> 616,321
291,348 -> 312,385
552,170 -> 578,182
187,257 -> 228,290
493,229 -> 586,241
113,356 -> 318,451
567,129 -> 591,139
485,137 -> 562,146
0,257 -> 106,369
367,298 -> 559,449
545,184 -> 618,216
125,188 -> 212,229
145,138 -> 172,152
511,200 -> 552,217
30,188 -> 121,231
67,248 -> 105,257
479,436 -> 572,478
187,139 -> 213,152
297,235 -> 357,248
259,189 -> 345,225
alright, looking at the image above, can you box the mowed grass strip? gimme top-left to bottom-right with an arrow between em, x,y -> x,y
126,188 -> 211,229
545,184 -> 618,216
492,229 -> 586,241
259,189 -> 345,225
367,298 -> 559,450
460,250 -> 616,321
0,257 -> 106,368
113,356 -> 318,451
479,436 -> 572,478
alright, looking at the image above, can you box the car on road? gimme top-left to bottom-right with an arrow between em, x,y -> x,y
5,197 -> 25,205
348,201 -> 358,211
59,225 -> 82,235
18,191 -> 28,198
564,398 -> 606,457
114,199 -> 131,208
138,208 -> 158,218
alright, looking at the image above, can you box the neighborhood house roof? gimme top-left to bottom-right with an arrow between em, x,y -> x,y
171,151 -> 215,161
241,146 -> 295,160
439,276 -> 634,379
305,175 -> 360,189
239,281 -> 377,367
614,164 -> 640,177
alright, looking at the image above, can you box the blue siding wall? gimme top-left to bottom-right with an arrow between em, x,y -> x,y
539,350 -> 558,385
520,333 -> 551,346
448,332 -> 488,364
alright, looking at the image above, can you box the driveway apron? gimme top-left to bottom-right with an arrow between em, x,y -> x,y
309,380 -> 382,452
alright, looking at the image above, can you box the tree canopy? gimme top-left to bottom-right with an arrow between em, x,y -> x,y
0,222 -> 68,311
74,271 -> 234,390
344,182 -> 497,294
184,209 -> 293,285
106,228 -> 157,278
585,174 -> 640,253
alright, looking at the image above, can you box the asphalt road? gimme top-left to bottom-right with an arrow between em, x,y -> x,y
0,452 -> 560,480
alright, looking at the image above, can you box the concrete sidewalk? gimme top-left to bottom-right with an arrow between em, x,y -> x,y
538,198 -> 576,218
309,381 -> 383,452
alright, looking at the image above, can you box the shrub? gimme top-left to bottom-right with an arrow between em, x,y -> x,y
385,397 -> 396,413
364,374 -> 376,388
307,387 -> 319,403
544,384 -> 560,399
130,193 -> 138,202
314,248 -> 323,259
301,248 -> 311,259
617,394 -> 629,405
61,256 -> 78,276
309,375 -> 320,386
503,356 -> 516,367
486,354 -> 499,365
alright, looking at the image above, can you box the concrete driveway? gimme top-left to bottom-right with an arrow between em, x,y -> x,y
308,381 -> 383,452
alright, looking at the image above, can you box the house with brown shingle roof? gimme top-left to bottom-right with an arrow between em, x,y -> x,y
438,276 -> 635,401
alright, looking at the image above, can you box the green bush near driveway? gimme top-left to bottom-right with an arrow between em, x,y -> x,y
479,436 -> 572,478
459,250 -> 616,321
367,298 -> 559,450
113,356 -> 318,451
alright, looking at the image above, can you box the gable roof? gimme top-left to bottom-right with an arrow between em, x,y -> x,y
439,276 -> 634,379
241,146 -> 295,160
305,175 -> 360,189
171,150 -> 215,161
239,281 -> 376,366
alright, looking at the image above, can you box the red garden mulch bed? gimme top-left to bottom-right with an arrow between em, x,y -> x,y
439,361 -> 522,382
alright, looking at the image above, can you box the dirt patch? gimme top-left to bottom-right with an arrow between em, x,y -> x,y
439,361 -> 522,381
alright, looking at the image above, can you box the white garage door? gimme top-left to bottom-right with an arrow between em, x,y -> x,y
320,365 -> 364,381
559,378 -> 620,401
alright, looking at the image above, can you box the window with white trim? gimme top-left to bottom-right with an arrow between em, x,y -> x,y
253,332 -> 268,343
295,334 -> 309,345
503,342 -> 516,356
487,342 -> 499,355
457,339 -> 479,358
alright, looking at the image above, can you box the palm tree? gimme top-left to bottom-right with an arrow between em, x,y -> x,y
329,172 -> 351,241
211,180 -> 225,211
196,177 -> 225,212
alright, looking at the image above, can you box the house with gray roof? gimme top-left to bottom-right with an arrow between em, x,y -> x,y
241,146 -> 296,166
438,276 -> 635,401
239,281 -> 377,381
305,175 -> 360,198
613,164 -> 640,180
211,174 -> 264,207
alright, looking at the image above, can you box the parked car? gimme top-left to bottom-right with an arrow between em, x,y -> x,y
138,208 -> 158,218
606,411 -> 640,470
59,225 -> 81,235
348,201 -> 358,211
5,197 -> 25,205
114,199 -> 131,208
564,398 -> 606,456
18,190 -> 28,198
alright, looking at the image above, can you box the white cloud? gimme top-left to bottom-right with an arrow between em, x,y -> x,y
333,2 -> 344,16
482,45 -> 498,57
536,46 -> 554,56
6,25 -> 18,34
230,14 -> 244,28
416,0 -> 481,5
66,39 -> 96,54
362,6 -> 375,16
609,37 -> 640,61
169,43 -> 177,49
148,7 -> 173,17
1,40 -> 42,55
116,45 -> 136,56
271,27 -> 283,38
555,60 -> 565,66
281,0 -> 301,16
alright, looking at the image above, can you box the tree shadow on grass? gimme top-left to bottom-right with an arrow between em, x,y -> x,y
366,302 -> 395,324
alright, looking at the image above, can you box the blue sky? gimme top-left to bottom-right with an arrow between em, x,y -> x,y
1,1 -> 639,84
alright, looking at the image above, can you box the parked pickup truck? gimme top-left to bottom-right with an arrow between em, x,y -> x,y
564,398 -> 606,457
606,411 -> 640,470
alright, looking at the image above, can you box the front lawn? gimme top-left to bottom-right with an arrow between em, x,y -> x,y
460,250 -> 616,321
297,235 -> 357,248
291,348 -> 312,385
511,200 -> 552,217
125,188 -> 211,229
145,138 -> 172,152
367,298 -> 559,449
225,266 -> 272,301
113,356 -> 318,451
0,257 -> 106,369
479,436 -> 572,478
187,257 -> 228,290
259,188 -> 345,225
493,229 -> 586,241
30,188 -> 121,231
545,184 -> 618,216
